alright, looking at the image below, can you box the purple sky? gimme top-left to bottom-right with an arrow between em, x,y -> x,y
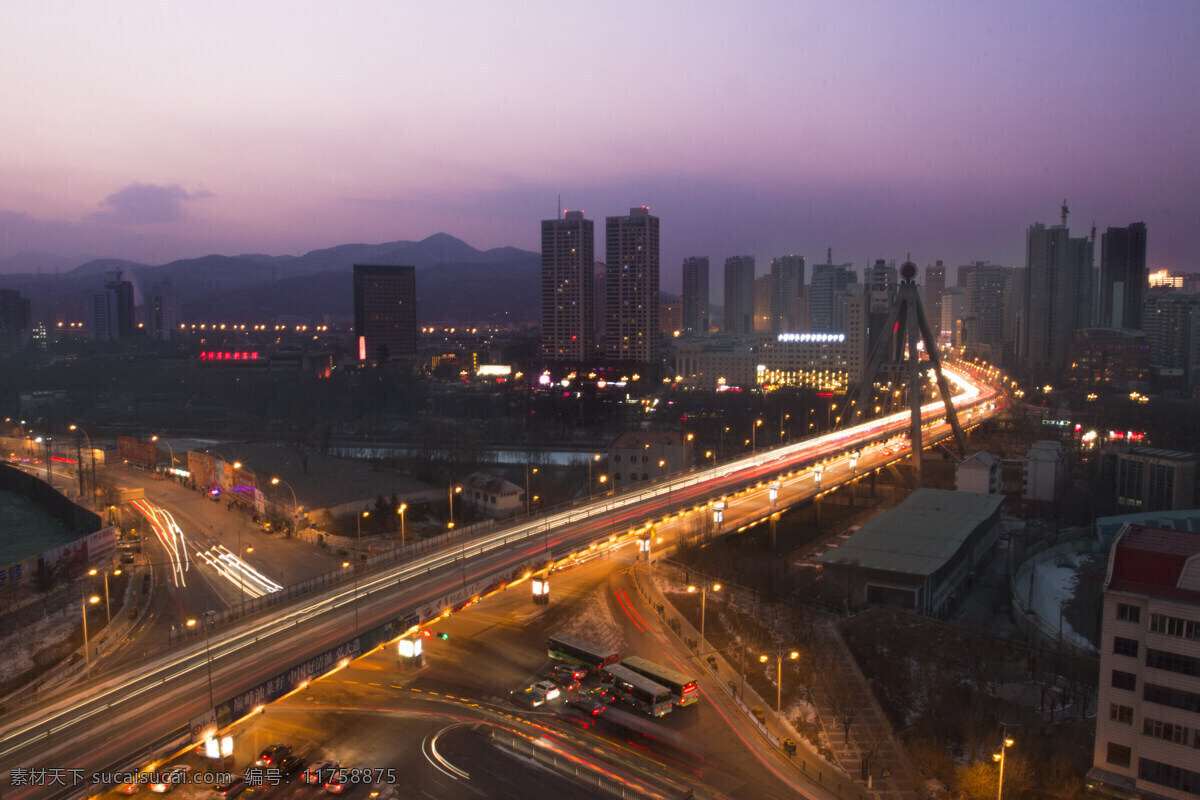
2,1 -> 1198,294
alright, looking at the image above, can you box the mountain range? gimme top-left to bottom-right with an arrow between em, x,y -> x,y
0,234 -> 543,325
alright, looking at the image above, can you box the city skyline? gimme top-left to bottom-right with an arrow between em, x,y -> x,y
2,2 -> 1198,288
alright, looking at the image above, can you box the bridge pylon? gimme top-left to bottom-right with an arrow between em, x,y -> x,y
845,260 -> 968,487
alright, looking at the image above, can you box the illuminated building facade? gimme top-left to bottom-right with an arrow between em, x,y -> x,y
672,331 -> 863,392
541,210 -> 595,362
605,207 -> 660,365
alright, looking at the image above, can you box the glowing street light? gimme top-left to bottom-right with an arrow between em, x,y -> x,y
397,503 -> 407,547
994,729 -> 1015,800
759,649 -> 800,739
687,582 -> 721,646
81,594 -> 100,677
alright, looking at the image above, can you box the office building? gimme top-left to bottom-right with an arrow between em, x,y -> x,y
605,207 -> 660,365
0,290 -> 31,354
810,249 -> 858,332
1089,523 -> 1200,800
941,286 -> 965,347
353,264 -> 417,365
541,210 -> 595,362
865,259 -> 898,354
681,257 -> 710,334
1020,206 -> 1095,377
723,255 -> 755,335
1101,223 -> 1149,331
770,254 -> 806,333
1068,328 -> 1149,387
1143,293 -> 1200,391
1104,447 -> 1199,513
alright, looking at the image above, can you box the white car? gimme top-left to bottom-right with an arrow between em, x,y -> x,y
533,680 -> 561,701
149,766 -> 191,793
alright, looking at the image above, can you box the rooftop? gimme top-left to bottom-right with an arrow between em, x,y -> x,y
813,488 -> 1004,577
1107,523 -> 1200,605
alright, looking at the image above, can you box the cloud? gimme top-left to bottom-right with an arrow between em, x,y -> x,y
89,182 -> 212,225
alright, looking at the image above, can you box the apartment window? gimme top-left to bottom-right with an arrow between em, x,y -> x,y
1110,704 -> 1134,724
1114,637 -> 1139,658
1106,743 -> 1132,768
1144,683 -> 1200,713
1117,603 -> 1141,623
1150,613 -> 1200,640
1144,717 -> 1190,745
1138,758 -> 1200,794
1147,648 -> 1200,677
1112,670 -> 1137,691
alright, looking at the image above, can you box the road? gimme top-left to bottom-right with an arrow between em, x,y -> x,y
0,366 -> 1001,797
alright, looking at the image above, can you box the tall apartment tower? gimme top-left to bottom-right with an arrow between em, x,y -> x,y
353,264 -> 417,365
605,207 -> 660,365
541,210 -> 595,362
770,255 -> 806,333
1101,223 -> 1149,331
753,275 -> 772,332
723,255 -> 755,335
1020,204 -> 1094,377
1089,523 -> 1200,800
958,263 -> 1009,358
89,290 -> 117,342
148,280 -> 179,342
810,249 -> 858,332
681,257 -> 710,334
0,289 -> 31,354
866,259 -> 898,353
924,261 -> 946,338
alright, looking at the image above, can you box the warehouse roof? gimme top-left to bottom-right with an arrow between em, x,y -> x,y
814,488 -> 1004,577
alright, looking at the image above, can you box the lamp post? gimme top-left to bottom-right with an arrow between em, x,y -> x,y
588,454 -> 602,498
81,593 -> 100,677
397,503 -> 407,547
187,617 -> 215,710
88,567 -> 121,623
759,649 -> 799,739
353,510 -> 368,633
706,450 -> 716,478
270,477 -> 298,527
752,419 -> 763,454
70,424 -> 92,501
687,582 -> 721,649
152,435 -> 175,474
994,729 -> 1014,800
525,466 -> 538,514
659,459 -> 670,509
448,484 -> 461,528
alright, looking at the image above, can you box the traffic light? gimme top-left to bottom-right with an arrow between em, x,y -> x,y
438,632 -> 450,640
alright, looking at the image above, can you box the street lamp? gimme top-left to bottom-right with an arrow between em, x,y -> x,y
449,484 -> 462,527
151,435 -> 175,474
525,467 -> 538,514
88,567 -> 122,623
270,477 -> 298,525
759,649 -> 799,739
397,503 -> 407,547
994,729 -> 1015,800
187,617 -> 215,710
687,582 -> 721,648
588,454 -> 602,498
70,424 -> 93,501
353,510 -> 369,633
752,419 -> 763,454
81,594 -> 100,677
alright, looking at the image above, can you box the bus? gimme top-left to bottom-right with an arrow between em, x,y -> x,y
620,656 -> 699,707
601,663 -> 674,718
547,633 -> 620,671
596,706 -> 710,777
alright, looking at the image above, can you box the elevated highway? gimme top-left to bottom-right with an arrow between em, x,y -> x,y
0,364 -> 1002,798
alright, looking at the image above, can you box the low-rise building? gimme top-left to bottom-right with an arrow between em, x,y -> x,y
813,488 -> 1005,618
608,431 -> 691,493
1101,447 -> 1199,514
1088,523 -> 1200,800
1023,440 -> 1066,503
461,472 -> 525,519
956,451 -> 1001,494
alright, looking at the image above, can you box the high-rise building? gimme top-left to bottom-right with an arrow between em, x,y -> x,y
958,263 -> 1009,359
941,286 -> 965,347
148,280 -> 179,342
353,264 -> 417,365
0,289 -> 31,354
89,290 -> 117,342
1020,205 -> 1094,377
770,255 -> 806,333
924,261 -> 946,338
105,273 -> 136,339
865,259 -> 898,353
659,301 -> 682,335
681,257 -> 710,334
541,210 -> 595,362
810,249 -> 858,332
1101,223 -> 1149,331
1143,293 -> 1200,391
605,207 -> 660,365
723,255 -> 755,335
1089,523 -> 1200,800
753,275 -> 772,332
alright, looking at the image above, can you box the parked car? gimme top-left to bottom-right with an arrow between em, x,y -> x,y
212,778 -> 246,798
303,761 -> 340,785
149,766 -> 190,793
255,743 -> 292,767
